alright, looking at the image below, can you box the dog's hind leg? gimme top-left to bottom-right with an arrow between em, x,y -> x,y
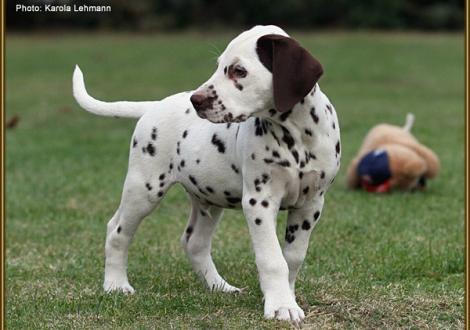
181,197 -> 240,293
103,171 -> 165,294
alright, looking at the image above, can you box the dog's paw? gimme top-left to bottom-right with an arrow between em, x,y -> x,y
210,281 -> 242,293
264,296 -> 305,324
103,279 -> 135,294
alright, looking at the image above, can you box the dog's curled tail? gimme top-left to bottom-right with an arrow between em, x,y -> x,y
403,113 -> 415,132
73,65 -> 158,118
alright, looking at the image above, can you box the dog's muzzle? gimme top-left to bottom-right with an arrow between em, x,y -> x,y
190,92 -> 215,118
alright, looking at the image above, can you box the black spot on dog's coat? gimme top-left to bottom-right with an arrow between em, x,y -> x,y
335,141 -> 341,155
117,226 -> 122,233
158,191 -> 164,197
285,232 -> 295,243
262,173 -> 269,183
145,183 -> 152,191
249,198 -> 257,206
186,226 -> 193,242
159,174 -> 165,181
255,218 -> 262,225
310,107 -> 319,123
151,127 -> 157,140
321,171 -> 325,179
189,175 -> 198,186
302,220 -> 311,230
281,127 -> 295,149
182,130 -> 188,138
314,211 -> 320,220
231,164 -> 240,174
132,138 -> 138,148
224,191 -> 231,196
277,160 -> 291,167
198,188 -> 208,196
206,186 -> 214,194
303,186 -> 309,194
146,143 -> 156,156
304,129 -> 312,136
279,110 -> 292,122
271,130 -> 281,146
180,160 -> 185,167
251,153 -> 256,160
254,118 -> 268,136
288,225 -> 298,233
211,134 -> 226,153
227,197 -> 241,204
261,200 -> 269,208
291,149 -> 299,164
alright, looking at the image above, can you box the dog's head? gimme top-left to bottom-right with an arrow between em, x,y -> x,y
190,25 -> 324,123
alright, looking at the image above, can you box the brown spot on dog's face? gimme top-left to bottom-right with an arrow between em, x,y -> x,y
227,64 -> 247,91
227,64 -> 248,79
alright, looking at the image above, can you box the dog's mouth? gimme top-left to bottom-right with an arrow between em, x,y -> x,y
197,110 -> 248,124
190,90 -> 249,124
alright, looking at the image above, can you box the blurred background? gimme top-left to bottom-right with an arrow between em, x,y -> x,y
6,0 -> 465,31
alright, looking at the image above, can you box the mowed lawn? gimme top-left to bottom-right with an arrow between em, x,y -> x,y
6,31 -> 464,329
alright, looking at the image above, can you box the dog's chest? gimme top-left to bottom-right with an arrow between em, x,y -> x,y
238,111 -> 340,209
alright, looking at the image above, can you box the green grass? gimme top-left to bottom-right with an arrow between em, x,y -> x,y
6,31 -> 464,329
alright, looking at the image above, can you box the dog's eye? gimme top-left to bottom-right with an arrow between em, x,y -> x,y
233,65 -> 247,78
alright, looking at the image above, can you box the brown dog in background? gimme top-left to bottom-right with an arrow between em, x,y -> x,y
346,114 -> 440,192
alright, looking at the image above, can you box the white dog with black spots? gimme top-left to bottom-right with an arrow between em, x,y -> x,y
73,25 -> 340,323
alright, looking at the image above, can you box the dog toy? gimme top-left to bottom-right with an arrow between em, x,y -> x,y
346,113 -> 440,192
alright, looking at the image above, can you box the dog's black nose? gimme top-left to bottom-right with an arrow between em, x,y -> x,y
190,93 -> 213,112
190,94 -> 205,108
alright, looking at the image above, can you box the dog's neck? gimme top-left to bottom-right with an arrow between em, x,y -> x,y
261,84 -> 324,151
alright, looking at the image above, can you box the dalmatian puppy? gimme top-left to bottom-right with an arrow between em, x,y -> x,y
73,25 -> 340,323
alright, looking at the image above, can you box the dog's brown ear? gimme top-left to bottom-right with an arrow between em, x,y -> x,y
256,34 -> 323,112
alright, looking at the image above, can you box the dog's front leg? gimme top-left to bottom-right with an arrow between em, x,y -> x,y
242,195 -> 305,323
282,195 -> 324,296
